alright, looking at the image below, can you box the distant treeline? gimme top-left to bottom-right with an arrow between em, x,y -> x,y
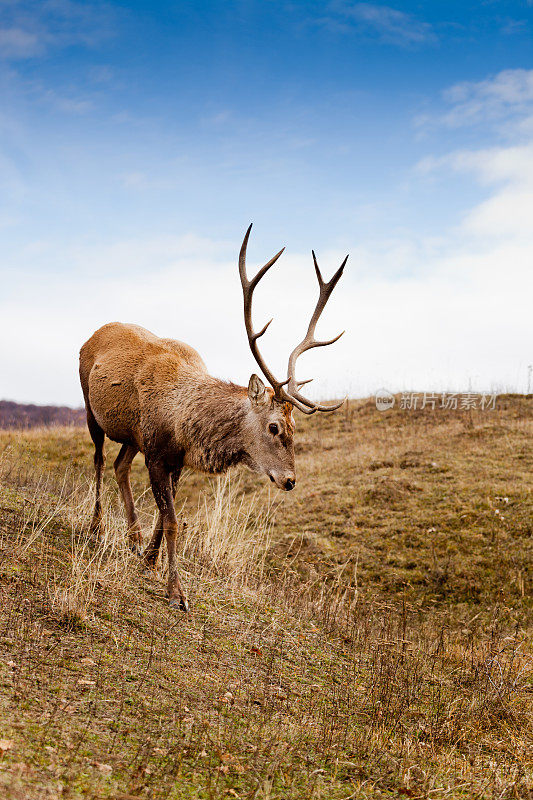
0,400 -> 85,429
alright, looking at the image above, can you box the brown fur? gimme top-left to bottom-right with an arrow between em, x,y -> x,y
79,322 -> 296,611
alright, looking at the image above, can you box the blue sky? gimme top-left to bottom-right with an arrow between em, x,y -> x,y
1,1 -> 532,404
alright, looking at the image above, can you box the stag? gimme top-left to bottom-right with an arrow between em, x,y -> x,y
79,225 -> 347,610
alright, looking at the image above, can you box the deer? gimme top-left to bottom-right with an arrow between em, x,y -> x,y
79,225 -> 347,611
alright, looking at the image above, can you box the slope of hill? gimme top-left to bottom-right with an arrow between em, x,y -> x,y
0,395 -> 531,798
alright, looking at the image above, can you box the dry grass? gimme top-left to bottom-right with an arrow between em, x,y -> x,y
0,395 -> 531,798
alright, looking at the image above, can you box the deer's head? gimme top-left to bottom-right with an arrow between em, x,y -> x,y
242,373 -> 296,491
239,225 -> 347,491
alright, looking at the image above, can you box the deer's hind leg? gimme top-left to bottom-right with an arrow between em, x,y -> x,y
114,444 -> 143,554
144,467 -> 181,568
87,409 -> 106,536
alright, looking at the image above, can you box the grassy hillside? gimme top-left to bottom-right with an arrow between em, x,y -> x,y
0,395 -> 531,798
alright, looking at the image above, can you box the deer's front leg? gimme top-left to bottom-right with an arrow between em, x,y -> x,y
147,459 -> 188,612
144,467 -> 182,568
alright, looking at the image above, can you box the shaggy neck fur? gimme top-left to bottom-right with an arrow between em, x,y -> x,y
180,378 -> 250,474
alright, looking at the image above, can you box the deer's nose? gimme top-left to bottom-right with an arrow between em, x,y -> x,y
284,478 -> 295,491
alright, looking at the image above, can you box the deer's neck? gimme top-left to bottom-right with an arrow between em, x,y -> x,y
181,378 -> 250,474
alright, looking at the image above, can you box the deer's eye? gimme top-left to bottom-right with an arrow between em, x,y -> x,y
269,423 -> 279,435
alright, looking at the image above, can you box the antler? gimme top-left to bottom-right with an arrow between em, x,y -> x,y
284,250 -> 348,414
238,224 -> 347,415
239,224 -> 288,395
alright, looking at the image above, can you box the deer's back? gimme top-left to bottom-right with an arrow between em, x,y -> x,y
80,322 -> 207,448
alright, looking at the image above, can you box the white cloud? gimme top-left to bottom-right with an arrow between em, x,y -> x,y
444,145 -> 533,240
444,69 -> 533,110
0,0 -> 114,61
418,69 -> 533,133
418,142 -> 533,241
323,2 -> 436,46
0,27 -> 40,58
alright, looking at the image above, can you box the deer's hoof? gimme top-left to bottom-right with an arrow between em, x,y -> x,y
169,597 -> 189,613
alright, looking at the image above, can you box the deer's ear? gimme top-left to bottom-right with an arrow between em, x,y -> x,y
248,374 -> 268,407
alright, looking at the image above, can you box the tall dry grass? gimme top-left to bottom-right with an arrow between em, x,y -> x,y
0,442 -> 275,626
0,421 -> 531,799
